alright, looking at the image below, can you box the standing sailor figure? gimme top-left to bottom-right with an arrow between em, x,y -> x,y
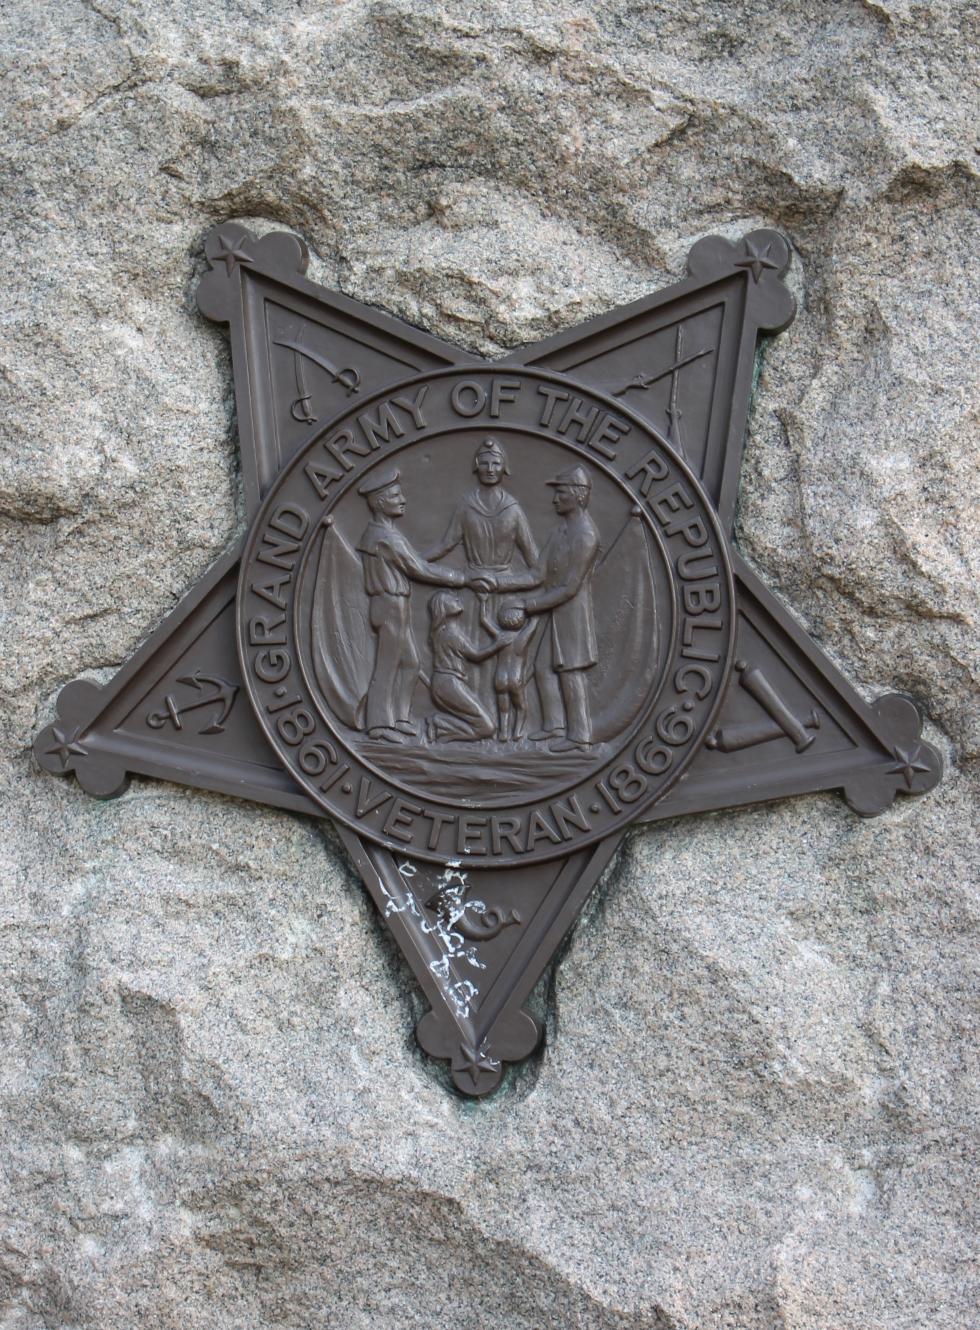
355,469 -> 469,744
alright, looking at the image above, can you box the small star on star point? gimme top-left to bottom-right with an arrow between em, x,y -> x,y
212,233 -> 253,276
44,726 -> 87,769
457,1041 -> 499,1089
734,239 -> 780,283
887,744 -> 932,789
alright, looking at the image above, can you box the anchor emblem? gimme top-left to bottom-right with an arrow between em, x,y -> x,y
146,672 -> 238,735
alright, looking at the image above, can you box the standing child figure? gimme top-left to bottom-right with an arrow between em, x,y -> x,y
480,599 -> 538,743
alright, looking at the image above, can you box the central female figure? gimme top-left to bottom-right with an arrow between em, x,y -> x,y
427,436 -> 540,721
426,437 -> 538,584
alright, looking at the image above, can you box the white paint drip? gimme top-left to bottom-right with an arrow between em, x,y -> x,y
374,859 -> 489,1020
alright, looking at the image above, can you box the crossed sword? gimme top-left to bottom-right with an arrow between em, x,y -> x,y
274,338 -> 361,423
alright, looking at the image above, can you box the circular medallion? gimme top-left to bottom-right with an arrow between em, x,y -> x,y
237,367 -> 735,866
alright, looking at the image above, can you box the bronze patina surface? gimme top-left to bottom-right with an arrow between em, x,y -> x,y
34,226 -> 942,1094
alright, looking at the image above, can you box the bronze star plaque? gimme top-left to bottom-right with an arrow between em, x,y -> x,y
34,225 -> 942,1095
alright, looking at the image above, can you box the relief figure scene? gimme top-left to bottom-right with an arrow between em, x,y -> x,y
302,431 -> 667,801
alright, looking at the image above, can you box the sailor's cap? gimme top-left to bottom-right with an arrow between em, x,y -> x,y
357,468 -> 401,497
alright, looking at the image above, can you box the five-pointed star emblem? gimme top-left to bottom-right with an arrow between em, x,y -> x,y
43,726 -> 87,769
733,238 -> 780,282
888,744 -> 933,789
212,232 -> 253,275
456,1041 -> 500,1089
32,223 -> 942,1096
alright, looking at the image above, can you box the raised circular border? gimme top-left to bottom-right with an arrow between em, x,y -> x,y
237,366 -> 736,866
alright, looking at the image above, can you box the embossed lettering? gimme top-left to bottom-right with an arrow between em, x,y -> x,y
675,663 -> 712,698
392,384 -> 429,429
635,737 -> 672,774
276,705 -> 315,746
594,778 -> 621,813
323,427 -> 370,471
269,504 -> 308,539
588,411 -> 630,459
489,377 -> 521,416
450,380 -> 486,416
536,384 -> 569,427
681,617 -> 723,662
298,739 -> 338,775
318,761 -> 351,794
257,503 -> 309,571
557,395 -> 600,442
355,777 -> 393,818
254,648 -> 290,683
304,457 -> 343,498
358,402 -> 406,449
383,797 -> 423,843
676,517 -> 708,547
625,448 -> 669,494
234,364 -> 739,875
258,531 -> 299,571
248,613 -> 286,647
550,794 -> 590,839
655,705 -> 696,745
650,481 -> 693,528
250,573 -> 291,610
608,763 -> 647,802
649,483 -> 712,548
490,815 -> 524,856
525,808 -> 563,850
426,810 -> 455,853
677,549 -> 718,581
457,815 -> 489,855
683,583 -> 722,614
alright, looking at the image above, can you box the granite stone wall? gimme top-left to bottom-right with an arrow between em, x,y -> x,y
1,2 -> 977,1327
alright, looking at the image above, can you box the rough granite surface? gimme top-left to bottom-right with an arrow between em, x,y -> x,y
1,2 -> 978,1328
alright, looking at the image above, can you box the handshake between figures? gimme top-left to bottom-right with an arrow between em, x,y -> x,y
467,575 -> 496,595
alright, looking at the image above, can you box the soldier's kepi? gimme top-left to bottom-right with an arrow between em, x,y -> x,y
34,223 -> 943,1096
492,464 -> 601,752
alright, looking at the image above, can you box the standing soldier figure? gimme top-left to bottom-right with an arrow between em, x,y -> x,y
500,465 -> 600,752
